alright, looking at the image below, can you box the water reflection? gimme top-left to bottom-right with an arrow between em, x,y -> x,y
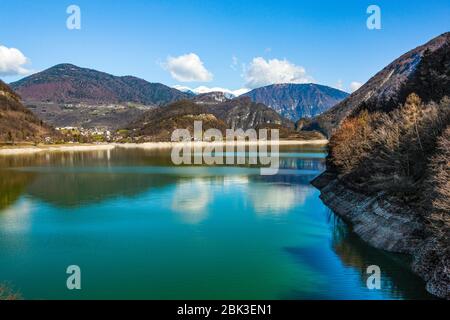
0,147 -> 324,211
284,210 -> 434,300
0,199 -> 33,233
328,212 -> 434,300
25,171 -> 177,208
0,146 -> 432,300
172,179 -> 211,224
0,170 -> 35,210
248,184 -> 311,215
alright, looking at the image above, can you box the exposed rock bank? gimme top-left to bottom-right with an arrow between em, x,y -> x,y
312,172 -> 449,299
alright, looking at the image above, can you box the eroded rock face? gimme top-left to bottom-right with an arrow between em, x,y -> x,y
412,237 -> 450,299
312,172 -> 449,299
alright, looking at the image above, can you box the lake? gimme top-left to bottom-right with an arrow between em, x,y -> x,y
0,145 -> 433,299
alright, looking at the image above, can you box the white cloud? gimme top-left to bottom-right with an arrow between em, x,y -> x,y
230,55 -> 239,70
174,85 -> 250,97
244,57 -> 312,89
164,53 -> 213,82
335,79 -> 344,91
0,45 -> 30,76
350,81 -> 363,92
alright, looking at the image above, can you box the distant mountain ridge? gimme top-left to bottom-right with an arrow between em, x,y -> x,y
10,64 -> 192,105
206,96 -> 293,131
191,91 -> 231,105
9,64 -> 194,129
243,83 -> 349,121
126,96 -> 313,142
302,32 -> 450,137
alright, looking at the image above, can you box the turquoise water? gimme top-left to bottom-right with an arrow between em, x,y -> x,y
0,146 -> 432,299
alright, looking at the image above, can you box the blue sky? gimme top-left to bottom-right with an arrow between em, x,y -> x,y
0,0 -> 449,93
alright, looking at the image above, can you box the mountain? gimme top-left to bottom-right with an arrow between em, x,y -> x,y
303,32 -> 450,137
10,64 -> 193,129
0,80 -> 57,143
11,64 -> 192,105
174,86 -> 241,99
206,96 -> 294,131
243,83 -> 349,121
312,32 -> 450,299
127,100 -> 228,141
126,96 -> 315,142
191,91 -> 231,105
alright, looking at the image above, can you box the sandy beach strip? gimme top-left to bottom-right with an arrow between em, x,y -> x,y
0,139 -> 328,155
0,144 -> 115,156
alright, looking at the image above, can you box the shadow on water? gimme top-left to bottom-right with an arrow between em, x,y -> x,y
1,145 -> 434,299
0,170 -> 35,211
328,211 -> 435,299
283,209 -> 434,300
0,149 -> 182,208
0,147 -> 326,208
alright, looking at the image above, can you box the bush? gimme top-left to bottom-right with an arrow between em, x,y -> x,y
0,283 -> 21,300
329,110 -> 374,174
329,93 -> 450,199
426,126 -> 450,234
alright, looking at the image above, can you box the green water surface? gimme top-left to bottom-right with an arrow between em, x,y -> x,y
0,146 -> 432,299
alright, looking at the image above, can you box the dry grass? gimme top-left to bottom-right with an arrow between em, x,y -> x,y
426,126 -> 450,234
0,283 -> 22,300
328,93 -> 450,236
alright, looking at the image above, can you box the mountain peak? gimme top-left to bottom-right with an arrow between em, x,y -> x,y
10,64 -> 192,106
51,63 -> 81,69
8,64 -> 193,129
303,32 -> 450,137
243,83 -> 349,121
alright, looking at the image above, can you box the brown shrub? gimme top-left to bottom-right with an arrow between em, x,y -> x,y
329,93 -> 450,199
0,283 -> 22,300
329,110 -> 374,174
426,126 -> 450,233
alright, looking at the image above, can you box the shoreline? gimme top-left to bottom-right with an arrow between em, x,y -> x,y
117,139 -> 329,150
311,172 -> 449,299
0,139 -> 328,156
0,144 -> 115,156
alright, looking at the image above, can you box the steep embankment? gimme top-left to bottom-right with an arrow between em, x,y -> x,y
312,32 -> 450,299
0,80 -> 57,143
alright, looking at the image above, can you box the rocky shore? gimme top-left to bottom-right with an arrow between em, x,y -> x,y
312,172 -> 449,299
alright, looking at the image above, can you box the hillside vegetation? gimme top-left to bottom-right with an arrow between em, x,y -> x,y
329,93 -> 449,236
0,81 -> 57,143
126,97 -> 323,142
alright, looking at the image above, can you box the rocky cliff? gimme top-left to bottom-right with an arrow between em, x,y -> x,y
312,173 -> 449,299
310,32 -> 450,299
